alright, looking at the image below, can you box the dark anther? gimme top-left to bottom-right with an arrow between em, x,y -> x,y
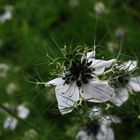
84,69 -> 92,73
118,74 -> 129,86
66,73 -> 72,77
77,80 -> 82,87
81,59 -> 87,65
86,61 -> 92,67
86,74 -> 93,79
62,77 -> 66,80
82,78 -> 88,84
71,75 -> 76,81
64,59 -> 94,86
65,78 -> 70,84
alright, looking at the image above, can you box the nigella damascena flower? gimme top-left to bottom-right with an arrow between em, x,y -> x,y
76,117 -> 116,140
76,107 -> 120,140
17,104 -> 30,119
107,41 -> 119,53
45,49 -> 116,114
0,5 -> 13,23
94,2 -> 106,15
3,116 -> 17,130
109,60 -> 140,106
0,63 -> 10,77
115,27 -> 125,38
24,129 -> 38,139
6,82 -> 18,94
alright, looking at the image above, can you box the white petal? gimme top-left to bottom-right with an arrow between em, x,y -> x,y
55,82 -> 79,114
128,76 -> 140,92
97,127 -> 115,140
80,80 -> 114,102
117,61 -> 137,71
3,117 -> 18,130
111,88 -> 129,106
45,78 -> 64,87
94,67 -> 105,75
17,105 -> 30,119
81,51 -> 95,63
102,115 -> 121,124
90,59 -> 116,75
86,51 -> 95,59
108,115 -> 121,124
10,118 -> 18,130
76,130 -> 93,140
97,116 -> 115,140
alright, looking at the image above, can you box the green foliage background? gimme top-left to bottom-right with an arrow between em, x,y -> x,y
0,0 -> 140,140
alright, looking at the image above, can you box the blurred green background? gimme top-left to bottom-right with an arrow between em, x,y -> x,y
0,0 -> 140,140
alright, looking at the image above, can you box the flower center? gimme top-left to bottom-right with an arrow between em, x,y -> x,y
62,59 -> 93,87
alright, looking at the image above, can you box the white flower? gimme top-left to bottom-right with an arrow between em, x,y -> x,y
0,63 -> 10,77
111,61 -> 140,106
0,5 -> 13,23
6,83 -> 17,94
76,116 -> 116,140
3,116 -> 17,130
3,102 -> 14,110
46,51 -> 115,114
76,107 -> 120,140
115,27 -> 125,38
17,104 -> 30,119
24,129 -> 38,139
94,2 -> 106,15
107,41 -> 119,53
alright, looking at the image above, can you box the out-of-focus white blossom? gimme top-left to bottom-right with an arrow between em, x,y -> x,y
3,116 -> 17,130
115,27 -> 125,38
107,41 -> 119,53
6,83 -> 17,94
24,129 -> 38,139
0,5 -> 13,23
17,104 -> 30,119
76,108 -> 120,140
3,103 -> 11,109
0,63 -> 10,77
94,2 -> 106,15
76,118 -> 115,140
3,103 -> 15,111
